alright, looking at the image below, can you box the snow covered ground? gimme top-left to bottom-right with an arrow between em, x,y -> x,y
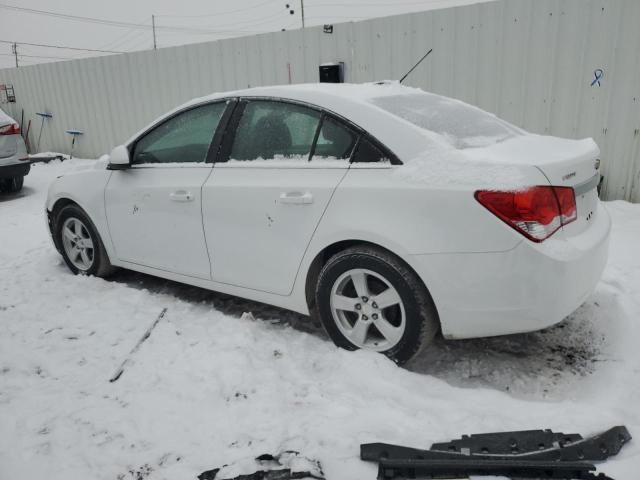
1,159 -> 639,479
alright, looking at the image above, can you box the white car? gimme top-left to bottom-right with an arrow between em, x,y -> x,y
46,82 -> 610,364
0,108 -> 29,193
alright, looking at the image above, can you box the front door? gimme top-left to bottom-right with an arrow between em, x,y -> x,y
203,99 -> 358,295
105,102 -> 227,279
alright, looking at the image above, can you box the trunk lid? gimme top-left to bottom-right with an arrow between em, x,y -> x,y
528,136 -> 601,237
464,134 -> 601,237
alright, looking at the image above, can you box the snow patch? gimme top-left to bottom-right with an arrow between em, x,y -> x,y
3,158 -> 638,480
462,134 -> 599,166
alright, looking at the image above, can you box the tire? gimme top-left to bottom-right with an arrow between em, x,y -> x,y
315,245 -> 439,365
54,204 -> 115,277
0,175 -> 23,193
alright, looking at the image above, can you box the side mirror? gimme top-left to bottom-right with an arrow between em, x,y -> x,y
107,145 -> 130,170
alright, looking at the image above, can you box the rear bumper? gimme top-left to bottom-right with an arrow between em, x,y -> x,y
412,204 -> 611,339
0,162 -> 30,179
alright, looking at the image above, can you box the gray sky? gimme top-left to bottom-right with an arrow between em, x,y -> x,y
0,0 -> 488,69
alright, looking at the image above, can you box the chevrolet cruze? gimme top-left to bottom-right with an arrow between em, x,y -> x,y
46,82 -> 610,364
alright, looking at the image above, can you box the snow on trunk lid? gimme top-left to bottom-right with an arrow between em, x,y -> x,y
525,136 -> 600,237
464,134 -> 601,236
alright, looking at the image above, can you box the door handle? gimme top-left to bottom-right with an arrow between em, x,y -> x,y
278,191 -> 313,205
169,190 -> 194,202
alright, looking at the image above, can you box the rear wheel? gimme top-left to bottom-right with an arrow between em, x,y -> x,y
315,245 -> 439,365
55,204 -> 115,277
0,175 -> 24,193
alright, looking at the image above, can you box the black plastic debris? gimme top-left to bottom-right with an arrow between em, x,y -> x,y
361,426 -> 631,479
198,451 -> 324,480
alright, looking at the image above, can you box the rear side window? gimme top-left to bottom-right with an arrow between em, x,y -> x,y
133,103 -> 226,164
229,101 -> 321,161
311,116 -> 357,161
351,137 -> 390,163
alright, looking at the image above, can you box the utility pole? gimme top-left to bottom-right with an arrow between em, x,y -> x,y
11,42 -> 18,67
151,15 -> 157,50
299,0 -> 305,28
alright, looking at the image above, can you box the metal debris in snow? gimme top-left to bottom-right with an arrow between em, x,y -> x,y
361,425 -> 632,479
109,308 -> 168,383
198,451 -> 324,480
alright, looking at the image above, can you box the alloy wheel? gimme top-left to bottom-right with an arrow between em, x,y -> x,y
61,217 -> 95,271
329,268 -> 406,351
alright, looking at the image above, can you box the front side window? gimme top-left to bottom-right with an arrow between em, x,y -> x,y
229,101 -> 321,161
133,102 -> 226,164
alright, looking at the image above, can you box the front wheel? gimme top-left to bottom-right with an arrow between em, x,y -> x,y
315,245 -> 439,365
55,204 -> 115,277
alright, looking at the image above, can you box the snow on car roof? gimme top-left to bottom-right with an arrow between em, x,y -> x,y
127,82 -> 598,189
132,82 -> 453,161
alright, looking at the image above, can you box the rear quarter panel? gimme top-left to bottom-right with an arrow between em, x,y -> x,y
290,163 -> 549,313
311,165 -> 525,255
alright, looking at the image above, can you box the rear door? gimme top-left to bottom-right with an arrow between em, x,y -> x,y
105,101 -> 229,279
202,99 -> 358,295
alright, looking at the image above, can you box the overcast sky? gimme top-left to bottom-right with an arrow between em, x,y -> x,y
0,0 -> 489,69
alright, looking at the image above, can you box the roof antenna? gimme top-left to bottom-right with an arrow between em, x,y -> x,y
399,48 -> 433,84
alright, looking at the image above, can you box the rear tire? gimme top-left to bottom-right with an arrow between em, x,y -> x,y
0,175 -> 24,193
315,245 -> 439,365
54,204 -> 115,277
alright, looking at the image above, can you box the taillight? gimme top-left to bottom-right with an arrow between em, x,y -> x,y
0,123 -> 20,135
554,186 -> 577,225
475,186 -> 577,242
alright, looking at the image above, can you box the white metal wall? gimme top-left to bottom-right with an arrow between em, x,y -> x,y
1,0 -> 639,201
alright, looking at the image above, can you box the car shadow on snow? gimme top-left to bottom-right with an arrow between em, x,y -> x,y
109,269 -> 322,336
406,301 -> 607,398
110,269 -> 608,398
0,185 -> 36,202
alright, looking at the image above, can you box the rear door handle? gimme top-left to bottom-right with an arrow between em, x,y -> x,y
278,191 -> 313,205
169,190 -> 194,202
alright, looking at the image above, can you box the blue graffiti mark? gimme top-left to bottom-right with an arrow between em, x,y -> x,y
591,69 -> 604,87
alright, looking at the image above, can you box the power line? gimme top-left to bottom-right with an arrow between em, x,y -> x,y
0,3 -> 163,30
96,27 -> 149,52
0,39 -> 123,54
0,3 -> 272,36
308,0 -> 454,6
156,0 -> 276,19
200,11 -> 287,31
1,52 -> 77,61
94,16 -> 153,51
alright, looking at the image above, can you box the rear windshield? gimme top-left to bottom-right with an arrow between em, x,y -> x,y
370,93 -> 521,149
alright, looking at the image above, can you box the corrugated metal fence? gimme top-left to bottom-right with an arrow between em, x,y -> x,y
1,0 -> 639,201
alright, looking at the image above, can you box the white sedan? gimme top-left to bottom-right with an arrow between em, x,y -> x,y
46,82 -> 610,364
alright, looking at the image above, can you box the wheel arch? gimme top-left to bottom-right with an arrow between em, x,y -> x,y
48,196 -> 114,265
304,239 -> 439,322
49,197 -> 82,253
